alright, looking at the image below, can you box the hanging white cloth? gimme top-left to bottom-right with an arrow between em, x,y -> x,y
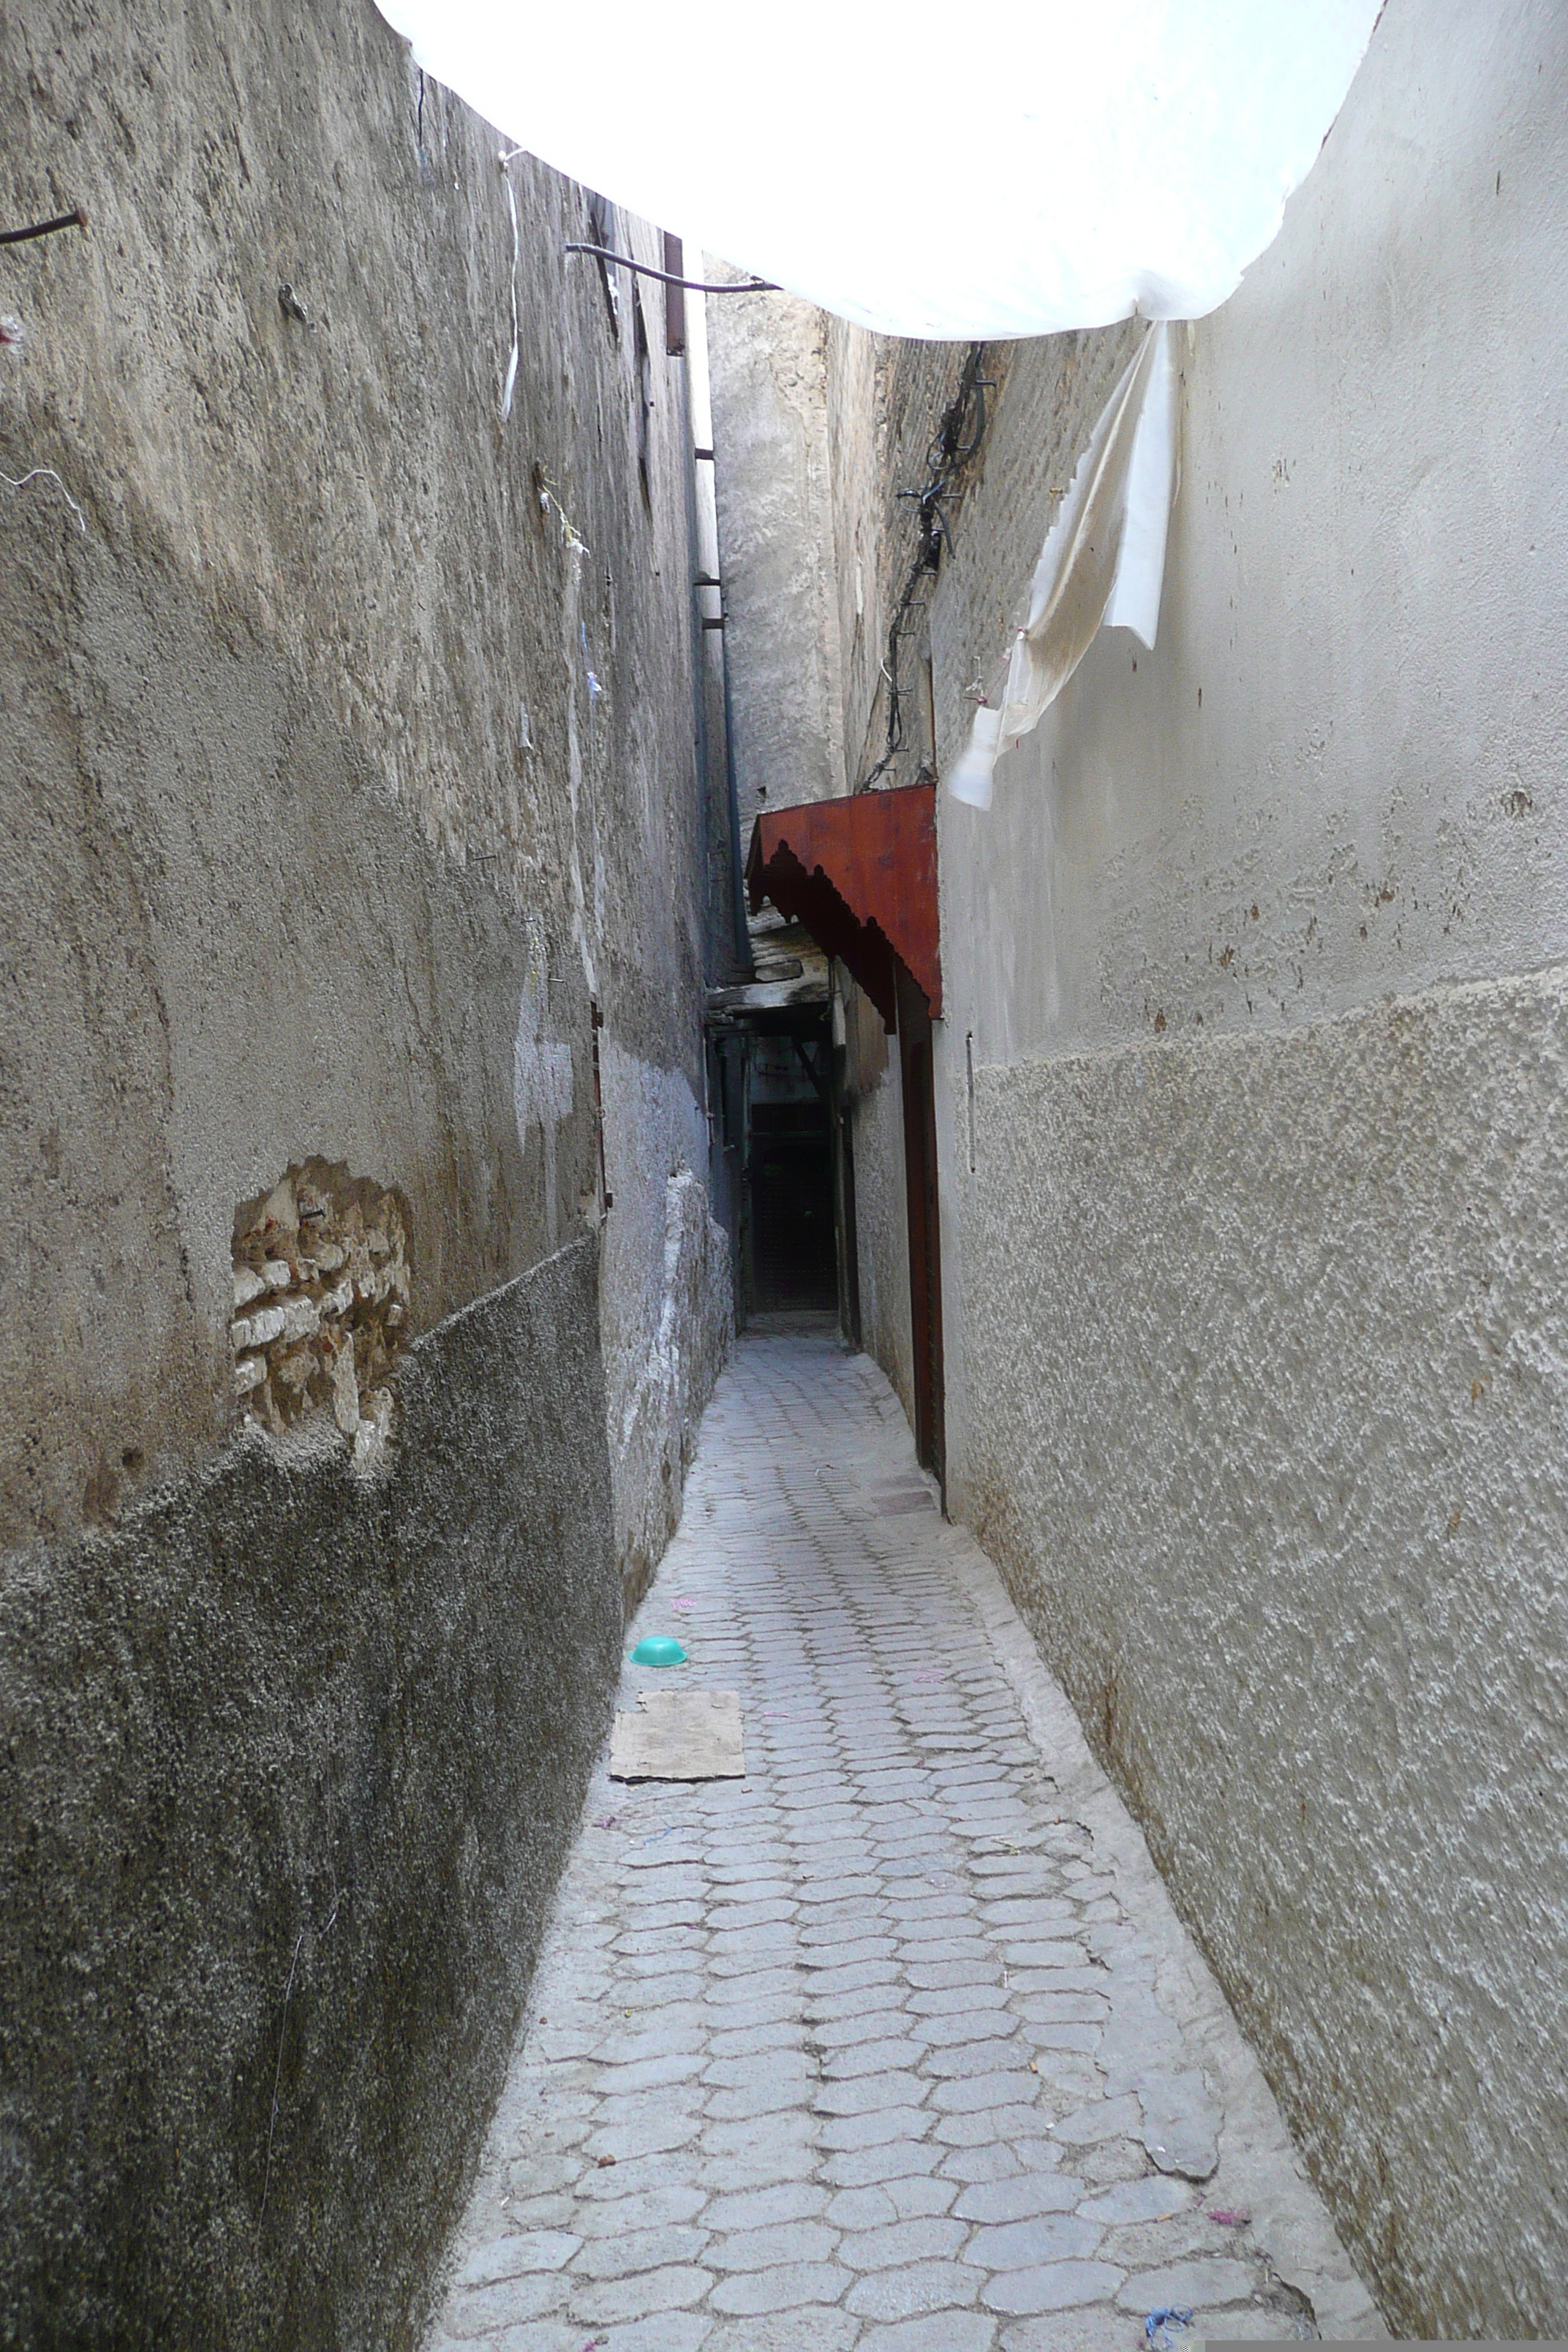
948,322 -> 1177,811
372,1 -> 1379,343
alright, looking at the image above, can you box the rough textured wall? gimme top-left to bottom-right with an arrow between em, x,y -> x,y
821,321 -> 1008,791
959,969 -> 1568,2337
911,0 -> 1568,2332
1,1239 -> 617,2352
706,281 -> 845,829
0,1 -> 728,2339
2,524 -> 582,1548
600,1065 -> 733,1610
0,0 -> 720,1545
845,1061 -> 912,1429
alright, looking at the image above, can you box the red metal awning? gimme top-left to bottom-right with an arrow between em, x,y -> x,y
745,783 -> 940,1029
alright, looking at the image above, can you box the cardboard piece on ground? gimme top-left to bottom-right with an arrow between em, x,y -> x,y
610,1689 -> 745,1782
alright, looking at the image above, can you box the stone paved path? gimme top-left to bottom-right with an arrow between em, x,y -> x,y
427,1329 -> 1382,2352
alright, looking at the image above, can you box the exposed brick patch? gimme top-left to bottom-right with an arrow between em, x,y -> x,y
231,1159 -> 410,1465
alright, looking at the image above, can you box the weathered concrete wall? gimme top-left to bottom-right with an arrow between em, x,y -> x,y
0,0 -> 728,2339
1,1241 -> 615,2351
832,0 -> 1568,2332
0,2 -> 724,1543
957,968 -> 1568,2340
848,1066 -> 911,1422
822,326 -> 984,792
600,1063 -> 732,1610
706,282 -> 845,832
839,984 -> 913,1423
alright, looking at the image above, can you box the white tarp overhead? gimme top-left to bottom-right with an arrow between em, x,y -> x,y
374,1 -> 1379,342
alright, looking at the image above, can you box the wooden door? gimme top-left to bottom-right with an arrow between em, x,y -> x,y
897,968 -> 945,1488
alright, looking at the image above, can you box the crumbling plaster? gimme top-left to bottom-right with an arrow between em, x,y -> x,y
1,0 -> 723,1548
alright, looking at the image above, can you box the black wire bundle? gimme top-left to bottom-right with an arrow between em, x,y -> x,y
859,342 -> 991,791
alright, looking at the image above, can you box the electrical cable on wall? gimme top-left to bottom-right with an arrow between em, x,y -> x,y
0,207 -> 87,247
565,243 -> 777,295
859,344 -> 991,791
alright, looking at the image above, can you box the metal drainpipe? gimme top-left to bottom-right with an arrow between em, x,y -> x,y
682,257 -> 752,979
680,404 -> 720,988
718,629 -> 750,973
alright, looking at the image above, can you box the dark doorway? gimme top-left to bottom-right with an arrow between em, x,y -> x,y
897,966 -> 945,1485
750,1098 -> 837,1311
716,1022 -> 839,1319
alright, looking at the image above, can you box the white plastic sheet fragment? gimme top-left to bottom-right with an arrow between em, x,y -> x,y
372,1 -> 1379,342
1104,328 -> 1179,647
949,324 -> 1177,811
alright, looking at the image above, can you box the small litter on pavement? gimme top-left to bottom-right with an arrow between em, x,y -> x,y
1145,2305 -> 1194,2350
610,1687 -> 746,1781
629,1634 -> 687,1666
1206,2206 -> 1251,2227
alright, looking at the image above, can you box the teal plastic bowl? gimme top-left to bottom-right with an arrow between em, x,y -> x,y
630,1635 -> 687,1667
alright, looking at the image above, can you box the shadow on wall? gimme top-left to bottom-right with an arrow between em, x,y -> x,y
0,1237 -> 619,2352
614,1169 -> 734,1618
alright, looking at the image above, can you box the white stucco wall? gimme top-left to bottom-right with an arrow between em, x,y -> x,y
916,0 -> 1568,2334
938,9 -> 1568,1063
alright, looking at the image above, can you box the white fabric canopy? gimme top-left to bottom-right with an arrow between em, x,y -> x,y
950,322 -> 1177,810
374,0 -> 1378,341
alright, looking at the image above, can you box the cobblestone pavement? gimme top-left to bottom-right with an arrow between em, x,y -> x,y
427,1328 -> 1382,2352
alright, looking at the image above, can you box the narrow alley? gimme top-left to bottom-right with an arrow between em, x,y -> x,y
8,4 -> 1567,2340
427,1327 -> 1380,2352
